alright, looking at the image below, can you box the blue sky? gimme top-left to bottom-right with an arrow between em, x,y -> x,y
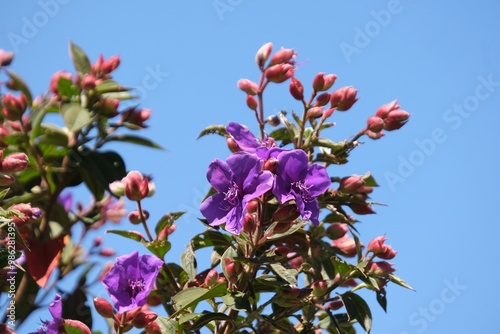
1,1 -> 500,333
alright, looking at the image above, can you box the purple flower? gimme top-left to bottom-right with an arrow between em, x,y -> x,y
273,150 -> 331,225
58,193 -> 73,212
102,251 -> 163,313
200,153 -> 273,234
226,122 -> 278,158
30,294 -> 62,334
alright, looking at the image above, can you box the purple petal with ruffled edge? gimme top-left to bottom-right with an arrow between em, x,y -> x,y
206,159 -> 233,193
226,122 -> 260,152
103,251 -> 163,313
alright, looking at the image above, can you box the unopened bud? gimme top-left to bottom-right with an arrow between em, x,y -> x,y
95,98 -> 120,118
128,210 -> 149,225
0,173 -> 15,186
226,137 -> 240,153
270,48 -> 296,65
246,201 -> 259,214
49,70 -> 73,95
322,74 -> 337,91
1,153 -> 29,172
80,74 -> 97,90
312,72 -> 325,92
123,171 -> 149,201
272,203 -> 300,222
255,42 -> 273,68
237,79 -> 259,95
339,175 -> 365,193
101,55 -> 121,74
145,321 -> 162,334
326,299 -> 344,310
63,320 -> 91,334
265,64 -> 294,83
367,116 -> 384,132
99,248 -> 116,257
132,311 -> 158,328
0,49 -> 14,67
93,297 -> 115,318
263,158 -> 278,172
321,108 -> 335,119
368,236 -> 397,260
306,106 -> 324,119
93,236 -> 103,247
367,261 -> 396,276
314,92 -> 331,107
109,180 -> 125,197
243,214 -> 257,234
246,95 -> 258,110
332,234 -> 357,257
289,77 -> 304,100
325,223 -> 348,240
204,269 -> 219,287
366,129 -> 385,140
349,202 -> 375,215
267,115 -> 280,126
311,280 -> 328,297
330,86 -> 358,111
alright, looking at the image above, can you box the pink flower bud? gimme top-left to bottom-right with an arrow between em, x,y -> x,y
321,108 -> 335,119
224,257 -> 242,285
2,93 -> 28,116
327,299 -> 344,310
267,115 -> 280,126
368,236 -> 397,259
332,234 -> 357,257
93,236 -> 103,247
272,203 -> 300,223
265,64 -> 295,83
237,79 -> 259,95
128,210 -> 149,225
263,157 -> 278,172
93,297 -> 115,318
349,202 -> 375,215
311,280 -> 328,297
306,106 -> 324,119
339,175 -> 365,193
1,152 -> 29,172
289,77 -> 304,100
95,98 -> 120,118
80,74 -> 97,90
99,248 -> 116,257
63,320 -> 91,334
367,261 -> 396,276
0,174 -> 15,186
0,49 -> 14,67
92,54 -> 104,74
226,137 -> 240,153
120,107 -> 152,129
322,74 -> 337,91
270,48 -> 296,65
375,100 -> 399,119
384,109 -> 411,131
101,55 -> 121,74
367,116 -> 384,133
132,311 -> 158,328
145,321 -> 162,334
325,223 -> 348,240
330,86 -> 358,111
49,70 -> 73,95
255,42 -> 273,68
122,171 -> 150,201
246,95 -> 258,110
204,269 -> 219,287
366,129 -> 385,140
312,72 -> 325,92
314,92 -> 331,107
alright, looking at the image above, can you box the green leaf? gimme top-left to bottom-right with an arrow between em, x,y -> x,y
270,263 -> 298,285
191,230 -> 232,251
69,41 -> 92,74
142,239 -> 171,260
197,124 -> 228,139
103,134 -> 164,149
265,220 -> 306,240
155,317 -> 178,334
190,312 -> 234,331
362,172 -> 379,187
221,291 -> 251,312
314,137 -> 347,150
376,288 -> 387,312
388,274 -> 415,290
106,229 -> 146,243
57,77 -> 80,98
172,282 -> 227,312
102,91 -> 137,100
180,248 -> 197,280
61,103 -> 93,132
155,212 -> 185,235
5,70 -> 33,104
340,291 -> 372,333
95,80 -> 131,94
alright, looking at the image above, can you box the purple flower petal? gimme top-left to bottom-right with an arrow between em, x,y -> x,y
48,294 -> 62,321
206,159 -> 232,193
226,122 -> 259,152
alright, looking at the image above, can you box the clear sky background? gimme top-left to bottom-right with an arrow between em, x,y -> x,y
1,1 -> 500,333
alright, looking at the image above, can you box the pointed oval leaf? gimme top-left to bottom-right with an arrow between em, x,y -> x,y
61,103 -> 93,132
106,229 -> 146,243
69,41 -> 92,74
197,124 -> 228,139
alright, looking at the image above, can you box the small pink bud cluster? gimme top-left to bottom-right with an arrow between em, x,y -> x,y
9,203 -> 42,227
95,98 -> 120,118
110,171 -> 155,201
0,151 -> 29,186
92,54 -> 121,79
49,70 -> 73,96
120,107 -> 152,129
332,233 -> 358,258
330,86 -> 358,111
367,236 -> 397,260
366,100 -> 410,139
2,93 -> 28,121
224,257 -> 243,288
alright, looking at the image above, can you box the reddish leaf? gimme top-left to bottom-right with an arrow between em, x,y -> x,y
25,235 -> 66,287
